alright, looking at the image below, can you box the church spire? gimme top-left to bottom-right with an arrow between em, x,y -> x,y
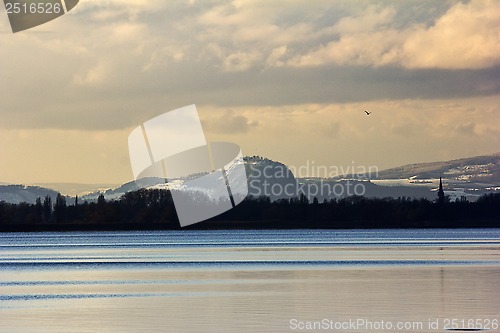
437,176 -> 445,204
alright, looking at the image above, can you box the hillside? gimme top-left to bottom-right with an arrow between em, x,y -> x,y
375,153 -> 500,184
0,185 -> 60,205
1,153 -> 499,205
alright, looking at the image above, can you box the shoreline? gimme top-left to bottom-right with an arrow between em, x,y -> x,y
1,220 -> 499,232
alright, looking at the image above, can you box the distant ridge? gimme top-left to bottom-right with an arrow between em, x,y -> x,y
1,153 -> 499,205
0,185 -> 59,205
374,152 -> 500,183
32,183 -> 120,197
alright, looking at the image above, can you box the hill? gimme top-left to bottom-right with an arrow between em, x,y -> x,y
0,185 -> 60,205
375,153 -> 500,184
1,153 -> 499,205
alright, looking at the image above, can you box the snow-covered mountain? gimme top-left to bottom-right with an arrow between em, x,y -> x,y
81,156 -> 299,202
1,153 -> 498,205
78,155 -> 452,203
364,152 -> 500,201
374,153 -> 500,184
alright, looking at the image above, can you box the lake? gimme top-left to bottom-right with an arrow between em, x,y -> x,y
0,229 -> 499,332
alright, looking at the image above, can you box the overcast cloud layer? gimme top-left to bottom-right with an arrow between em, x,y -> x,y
1,0 -> 500,130
0,0 -> 499,184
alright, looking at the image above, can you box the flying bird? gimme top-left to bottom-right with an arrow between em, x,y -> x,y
364,110 -> 372,116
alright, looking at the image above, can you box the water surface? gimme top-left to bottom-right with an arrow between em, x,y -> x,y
1,229 -> 499,332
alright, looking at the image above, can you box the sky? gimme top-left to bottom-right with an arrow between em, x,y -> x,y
1,0 -> 499,184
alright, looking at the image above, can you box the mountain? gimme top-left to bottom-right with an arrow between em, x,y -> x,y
0,185 -> 60,205
366,152 -> 500,201
2,153 -> 499,205
81,155 -> 439,203
373,153 -> 500,183
297,178 -> 437,202
244,156 -> 298,200
81,156 -> 299,202
31,183 -> 120,197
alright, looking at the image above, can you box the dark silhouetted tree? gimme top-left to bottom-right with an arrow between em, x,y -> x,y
34,197 -> 43,223
42,195 -> 52,223
97,194 -> 106,205
54,193 -> 66,223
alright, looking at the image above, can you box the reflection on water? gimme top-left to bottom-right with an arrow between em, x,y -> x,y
0,229 -> 499,332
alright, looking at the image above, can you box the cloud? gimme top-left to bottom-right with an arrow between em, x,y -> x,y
2,0 -> 500,184
266,45 -> 287,67
223,51 -> 262,72
287,0 -> 500,69
454,122 -> 477,137
283,4 -> 410,68
333,5 -> 396,34
1,0 -> 500,132
391,122 -> 420,137
107,22 -> 148,45
204,110 -> 258,134
288,29 -> 405,67
402,0 -> 500,69
322,122 -> 341,139
72,61 -> 110,86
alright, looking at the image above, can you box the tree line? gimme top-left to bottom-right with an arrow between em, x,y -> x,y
0,189 -> 499,231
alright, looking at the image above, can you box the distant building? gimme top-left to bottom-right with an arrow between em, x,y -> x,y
437,177 -> 445,205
